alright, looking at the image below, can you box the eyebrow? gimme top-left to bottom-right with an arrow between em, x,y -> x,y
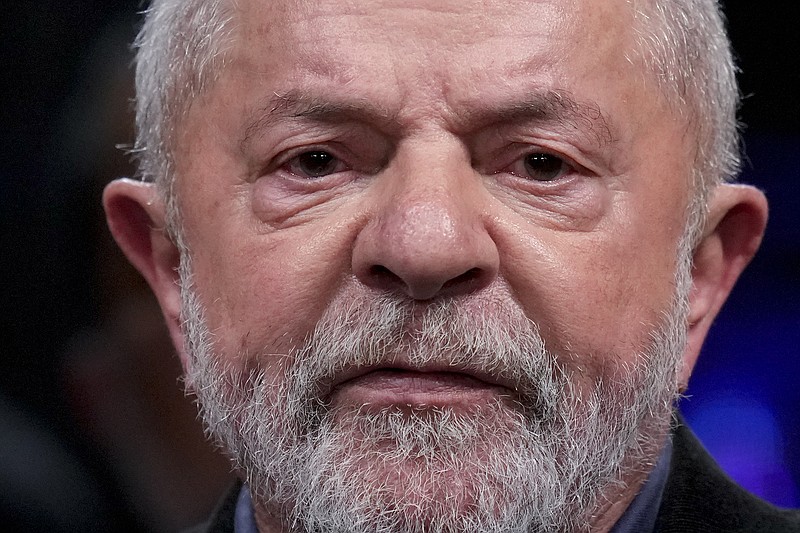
457,90 -> 615,147
241,91 -> 400,147
241,88 -> 614,149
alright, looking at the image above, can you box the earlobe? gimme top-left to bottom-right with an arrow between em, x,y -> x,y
681,184 -> 768,385
103,179 -> 186,364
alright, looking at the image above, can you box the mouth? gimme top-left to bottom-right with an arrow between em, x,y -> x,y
326,364 -> 519,410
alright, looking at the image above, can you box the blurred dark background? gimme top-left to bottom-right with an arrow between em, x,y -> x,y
1,1 -> 797,531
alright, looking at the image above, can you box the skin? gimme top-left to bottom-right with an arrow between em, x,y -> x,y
105,0 -> 768,530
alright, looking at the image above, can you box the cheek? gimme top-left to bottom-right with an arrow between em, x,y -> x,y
185,216 -> 363,370
501,222 -> 680,373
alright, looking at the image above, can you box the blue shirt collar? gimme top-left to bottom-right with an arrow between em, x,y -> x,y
609,439 -> 672,533
234,486 -> 258,533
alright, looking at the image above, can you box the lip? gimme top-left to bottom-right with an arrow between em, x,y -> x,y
324,363 -> 519,408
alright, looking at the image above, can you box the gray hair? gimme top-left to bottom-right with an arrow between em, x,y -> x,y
132,0 -> 235,232
132,0 -> 740,239
629,0 -> 742,243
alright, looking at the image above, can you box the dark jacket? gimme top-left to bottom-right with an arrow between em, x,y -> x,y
190,420 -> 800,532
654,419 -> 800,532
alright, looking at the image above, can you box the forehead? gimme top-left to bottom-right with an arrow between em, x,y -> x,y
236,0 -> 633,45
221,0 -> 645,115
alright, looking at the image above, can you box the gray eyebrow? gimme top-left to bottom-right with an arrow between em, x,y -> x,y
240,88 -> 615,149
241,91 -> 399,147
457,90 -> 615,147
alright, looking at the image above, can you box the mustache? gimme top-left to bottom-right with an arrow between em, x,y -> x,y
279,291 -> 566,421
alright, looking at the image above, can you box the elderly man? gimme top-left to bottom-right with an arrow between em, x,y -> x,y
104,0 -> 799,531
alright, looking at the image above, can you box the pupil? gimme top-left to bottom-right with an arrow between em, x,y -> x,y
524,153 -> 563,181
299,151 -> 334,176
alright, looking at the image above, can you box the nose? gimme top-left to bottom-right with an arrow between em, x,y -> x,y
352,156 -> 500,301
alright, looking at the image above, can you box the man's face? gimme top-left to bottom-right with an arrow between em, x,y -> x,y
170,0 -> 696,530
176,0 -> 693,383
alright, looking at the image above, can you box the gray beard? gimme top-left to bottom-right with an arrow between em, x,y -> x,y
180,272 -> 689,533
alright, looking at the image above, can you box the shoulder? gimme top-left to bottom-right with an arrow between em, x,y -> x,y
655,415 -> 800,533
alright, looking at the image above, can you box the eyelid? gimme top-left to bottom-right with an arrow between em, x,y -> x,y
504,151 -> 570,182
531,142 -> 601,175
284,148 -> 347,176
264,134 -> 392,178
272,144 -> 345,170
480,143 -> 576,177
471,123 -> 603,174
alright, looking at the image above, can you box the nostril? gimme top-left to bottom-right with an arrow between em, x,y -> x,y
369,264 -> 399,284
367,264 -> 412,296
366,264 -> 485,299
441,267 -> 483,292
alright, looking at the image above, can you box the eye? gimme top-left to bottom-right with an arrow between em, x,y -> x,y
508,152 -> 569,182
284,150 -> 348,179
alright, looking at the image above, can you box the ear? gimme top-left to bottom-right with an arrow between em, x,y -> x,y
103,179 -> 188,368
680,183 -> 768,387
